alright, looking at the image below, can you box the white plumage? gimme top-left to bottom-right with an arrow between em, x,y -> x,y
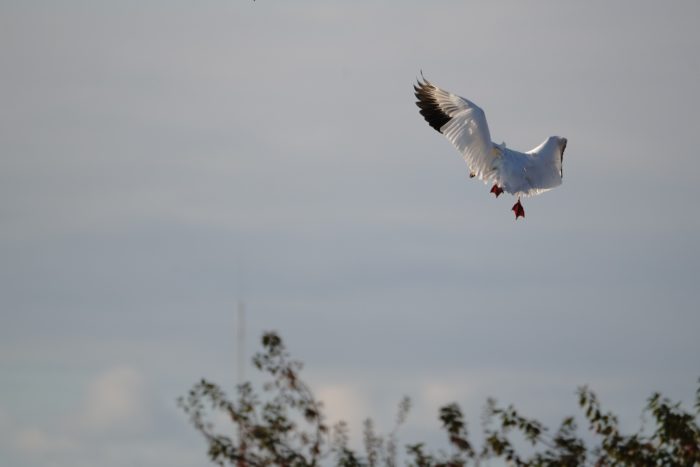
414,75 -> 567,218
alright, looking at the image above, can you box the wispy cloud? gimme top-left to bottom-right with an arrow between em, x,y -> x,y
78,366 -> 148,433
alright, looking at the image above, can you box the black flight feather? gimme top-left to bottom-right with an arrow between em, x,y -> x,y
414,79 -> 451,133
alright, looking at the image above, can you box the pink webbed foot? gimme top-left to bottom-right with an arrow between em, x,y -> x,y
512,199 -> 525,219
490,184 -> 504,197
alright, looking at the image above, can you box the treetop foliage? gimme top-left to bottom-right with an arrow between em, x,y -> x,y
179,332 -> 700,467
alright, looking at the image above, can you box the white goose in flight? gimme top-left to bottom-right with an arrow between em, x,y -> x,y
414,75 -> 567,219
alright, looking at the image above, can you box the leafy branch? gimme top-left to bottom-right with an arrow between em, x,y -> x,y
180,333 -> 700,467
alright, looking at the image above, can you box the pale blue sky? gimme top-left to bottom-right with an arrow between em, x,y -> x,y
1,1 -> 699,466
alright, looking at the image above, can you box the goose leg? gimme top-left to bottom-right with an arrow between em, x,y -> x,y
490,184 -> 503,197
512,198 -> 525,219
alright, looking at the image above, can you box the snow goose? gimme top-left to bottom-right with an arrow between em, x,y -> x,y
414,75 -> 567,219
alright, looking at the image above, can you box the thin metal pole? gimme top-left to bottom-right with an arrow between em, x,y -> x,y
236,300 -> 246,385
236,300 -> 247,467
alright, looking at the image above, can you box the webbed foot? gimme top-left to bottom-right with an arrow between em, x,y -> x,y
512,198 -> 525,219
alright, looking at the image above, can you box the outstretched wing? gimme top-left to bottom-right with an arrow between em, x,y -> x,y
414,77 -> 498,181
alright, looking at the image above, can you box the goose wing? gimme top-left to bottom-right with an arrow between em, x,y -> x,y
414,77 -> 498,181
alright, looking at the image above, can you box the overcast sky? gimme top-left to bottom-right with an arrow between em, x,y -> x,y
2,1 -> 699,466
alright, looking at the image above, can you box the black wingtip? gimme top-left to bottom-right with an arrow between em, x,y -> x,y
414,73 -> 450,133
415,69 -> 430,88
560,138 -> 566,179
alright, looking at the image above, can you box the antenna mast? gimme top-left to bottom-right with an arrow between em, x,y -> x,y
236,300 -> 246,385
